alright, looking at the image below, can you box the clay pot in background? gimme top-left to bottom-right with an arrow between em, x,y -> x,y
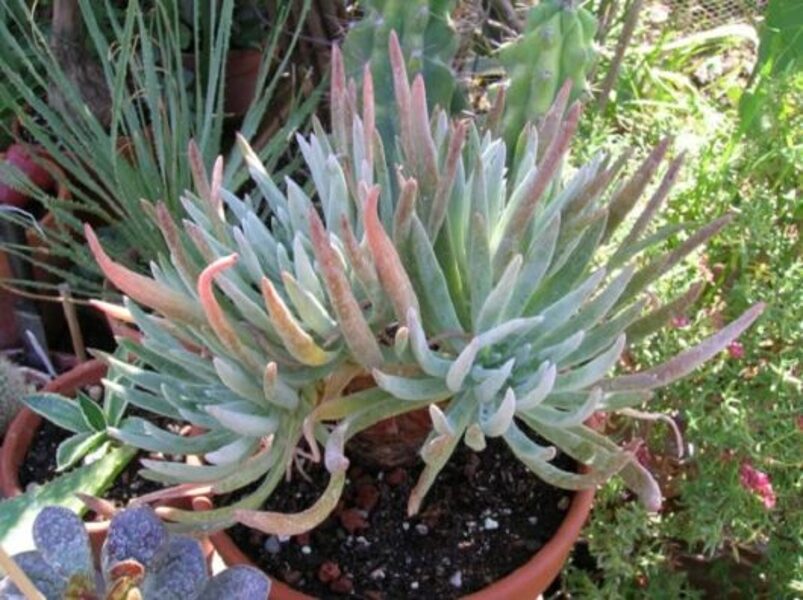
0,148 -> 71,349
183,49 -> 263,117
223,49 -> 264,115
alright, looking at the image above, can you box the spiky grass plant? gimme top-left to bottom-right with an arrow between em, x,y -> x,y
82,33 -> 763,535
0,0 -> 316,296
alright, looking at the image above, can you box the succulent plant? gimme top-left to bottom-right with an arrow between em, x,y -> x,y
0,505 -> 270,600
22,352 -> 138,471
0,356 -> 28,436
499,0 -> 598,151
342,1 -> 461,159
81,33 -> 763,537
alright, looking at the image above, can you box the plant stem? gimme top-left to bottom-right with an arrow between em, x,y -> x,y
51,0 -> 79,38
492,0 -> 523,32
597,0 -> 644,112
59,283 -> 86,362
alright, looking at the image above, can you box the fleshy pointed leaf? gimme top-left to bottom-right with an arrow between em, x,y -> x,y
480,387 -> 517,437
261,277 -> 335,366
364,184 -> 419,323
605,303 -> 765,391
308,208 -> 382,368
86,225 -> 202,323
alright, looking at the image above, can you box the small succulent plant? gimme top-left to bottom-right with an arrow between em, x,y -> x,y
23,350 -> 135,471
0,356 -> 28,436
499,0 -> 598,150
0,505 -> 270,600
79,33 -> 763,537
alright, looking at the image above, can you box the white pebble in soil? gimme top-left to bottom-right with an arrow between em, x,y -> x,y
450,571 -> 463,589
411,582 -> 419,590
483,517 -> 499,531
415,523 -> 429,535
301,546 -> 312,555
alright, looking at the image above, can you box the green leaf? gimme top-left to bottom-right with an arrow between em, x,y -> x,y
372,370 -> 453,402
23,393 -> 88,434
408,217 -> 464,340
78,393 -> 107,432
111,418 -> 236,455
206,402 -> 279,437
56,431 -> 107,472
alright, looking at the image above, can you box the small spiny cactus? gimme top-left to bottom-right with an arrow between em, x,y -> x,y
0,356 -> 28,436
499,0 -> 597,151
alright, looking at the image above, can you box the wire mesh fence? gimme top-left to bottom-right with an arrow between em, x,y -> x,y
662,0 -> 766,34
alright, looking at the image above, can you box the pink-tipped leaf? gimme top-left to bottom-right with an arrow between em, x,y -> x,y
261,277 -> 335,367
364,184 -> 419,323
85,224 -> 203,323
308,208 -> 383,368
605,303 -> 766,391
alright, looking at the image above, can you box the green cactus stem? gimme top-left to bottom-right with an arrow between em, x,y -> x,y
342,0 -> 461,161
499,0 -> 598,151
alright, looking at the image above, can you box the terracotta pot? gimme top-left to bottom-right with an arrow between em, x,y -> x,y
0,250 -> 16,348
0,359 -> 111,551
0,150 -> 71,349
223,49 -> 263,115
182,49 -> 263,116
208,485 -> 595,599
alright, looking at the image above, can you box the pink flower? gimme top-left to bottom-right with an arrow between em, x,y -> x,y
740,462 -> 776,509
635,443 -> 653,468
727,341 -> 745,359
671,314 -> 690,329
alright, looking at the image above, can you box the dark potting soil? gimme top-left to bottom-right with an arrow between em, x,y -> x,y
17,418 -> 71,490
228,435 -> 577,599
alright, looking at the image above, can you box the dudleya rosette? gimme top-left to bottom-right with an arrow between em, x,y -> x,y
79,31 -> 764,537
0,506 -> 269,600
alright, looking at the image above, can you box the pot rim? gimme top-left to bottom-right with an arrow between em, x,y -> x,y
0,147 -> 72,203
207,477 -> 594,599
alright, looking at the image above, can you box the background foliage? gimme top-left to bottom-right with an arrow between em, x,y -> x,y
558,0 -> 801,596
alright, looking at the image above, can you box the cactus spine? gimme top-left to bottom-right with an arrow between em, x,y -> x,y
0,356 -> 28,435
499,0 -> 598,150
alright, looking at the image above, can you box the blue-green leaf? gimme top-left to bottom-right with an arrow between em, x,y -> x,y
23,393 -> 87,434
